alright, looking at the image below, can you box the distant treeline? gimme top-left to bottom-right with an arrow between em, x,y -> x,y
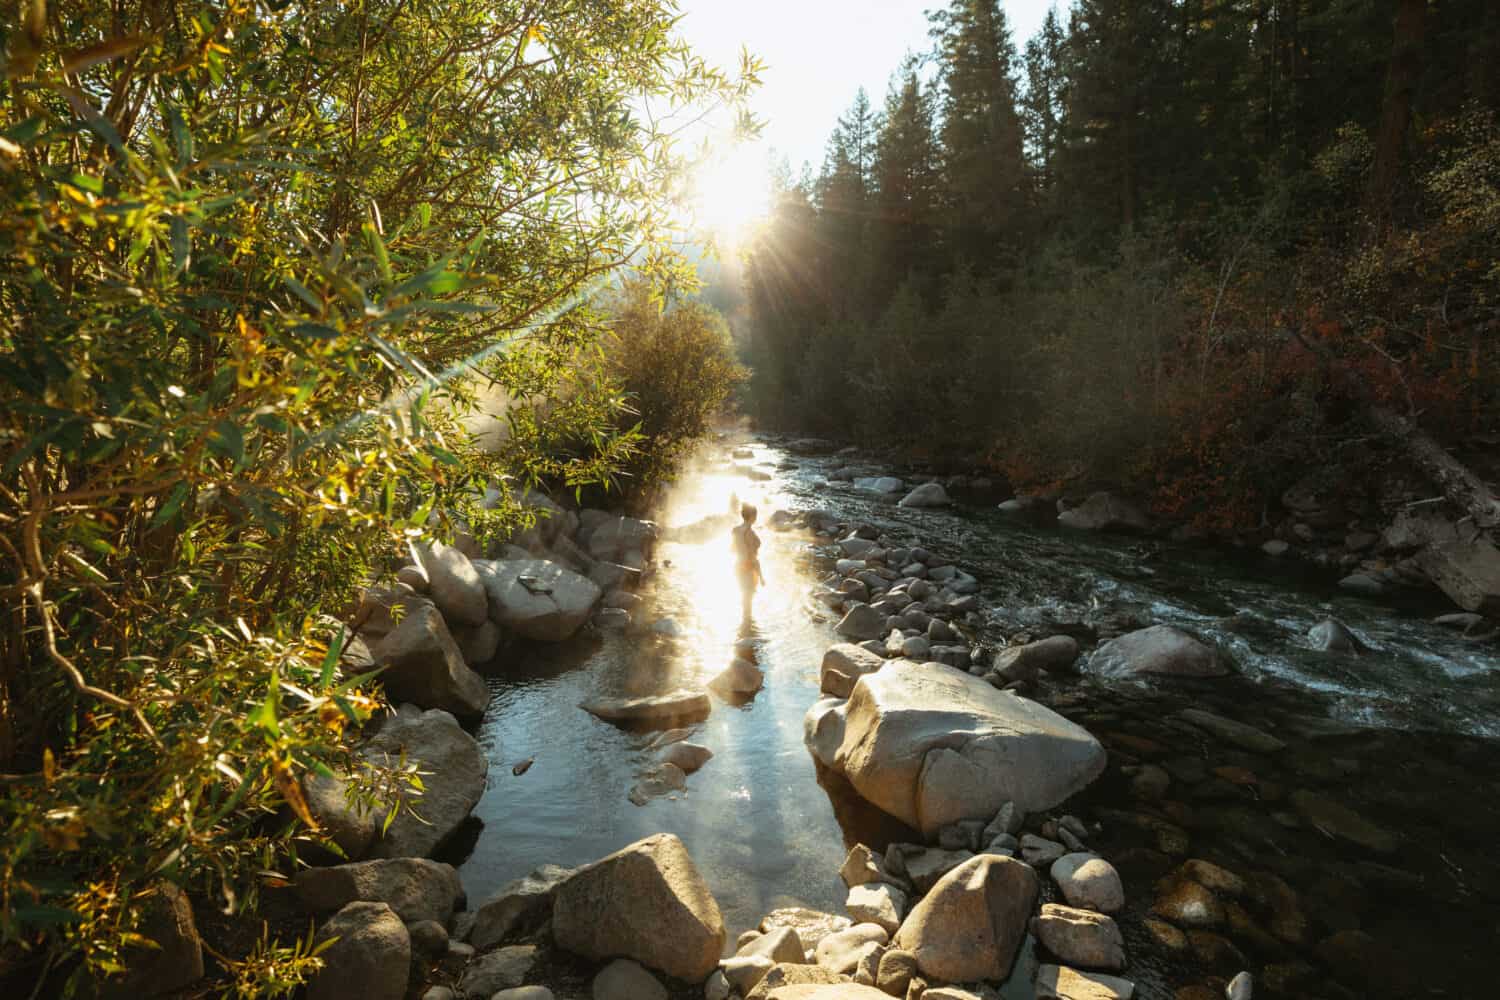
741,0 -> 1500,529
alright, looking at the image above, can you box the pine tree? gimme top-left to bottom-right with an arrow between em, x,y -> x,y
929,0 -> 1029,269
871,61 -> 945,303
1021,7 -> 1068,196
816,89 -> 881,315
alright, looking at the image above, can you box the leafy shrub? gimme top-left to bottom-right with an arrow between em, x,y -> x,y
0,0 -> 753,992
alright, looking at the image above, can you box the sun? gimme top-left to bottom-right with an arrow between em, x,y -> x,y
687,146 -> 771,248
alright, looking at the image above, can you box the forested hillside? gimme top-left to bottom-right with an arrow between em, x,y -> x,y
744,0 -> 1500,530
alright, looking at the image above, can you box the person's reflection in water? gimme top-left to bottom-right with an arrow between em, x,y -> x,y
732,502 -> 764,622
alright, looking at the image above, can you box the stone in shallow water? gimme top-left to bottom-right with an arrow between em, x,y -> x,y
830,660 -> 1106,837
364,705 -> 487,860
1151,878 -> 1225,928
659,741 -> 713,773
1090,625 -> 1230,678
580,690 -> 711,727
1289,790 -> 1401,853
1175,708 -> 1286,753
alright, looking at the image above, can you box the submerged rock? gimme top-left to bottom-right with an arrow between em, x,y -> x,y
1175,708 -> 1286,753
1289,789 -> 1401,853
830,660 -> 1106,836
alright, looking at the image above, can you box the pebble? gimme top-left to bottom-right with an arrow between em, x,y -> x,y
1020,833 -> 1067,867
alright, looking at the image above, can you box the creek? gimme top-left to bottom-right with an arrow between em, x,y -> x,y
458,436 -> 1500,998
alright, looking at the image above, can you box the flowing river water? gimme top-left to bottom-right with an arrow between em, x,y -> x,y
457,436 -> 1500,999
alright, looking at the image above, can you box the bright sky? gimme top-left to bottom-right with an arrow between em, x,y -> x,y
676,0 -> 1061,173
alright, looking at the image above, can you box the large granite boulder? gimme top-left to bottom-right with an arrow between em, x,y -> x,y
364,706 -> 487,859
1088,625 -> 1229,679
1057,492 -> 1150,533
308,902 -> 409,1000
294,858 -> 463,925
831,661 -> 1106,836
892,853 -> 1038,982
552,833 -> 725,981
369,602 -> 489,719
474,558 -> 601,641
414,540 -> 488,627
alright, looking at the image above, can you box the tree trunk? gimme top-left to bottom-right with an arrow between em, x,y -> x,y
1363,404 -> 1500,531
1364,0 -> 1426,231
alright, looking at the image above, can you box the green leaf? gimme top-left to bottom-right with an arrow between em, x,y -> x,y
151,483 -> 189,527
363,222 -> 392,283
166,103 -> 194,170
208,419 -> 244,465
283,276 -> 323,311
248,686 -> 280,739
68,172 -> 103,194
169,216 -> 191,275
319,627 -> 346,687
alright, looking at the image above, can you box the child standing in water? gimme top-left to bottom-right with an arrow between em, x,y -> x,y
732,503 -> 764,620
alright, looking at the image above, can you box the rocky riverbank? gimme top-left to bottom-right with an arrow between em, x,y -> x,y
111,434 -> 1498,1000
792,434 -> 1500,630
